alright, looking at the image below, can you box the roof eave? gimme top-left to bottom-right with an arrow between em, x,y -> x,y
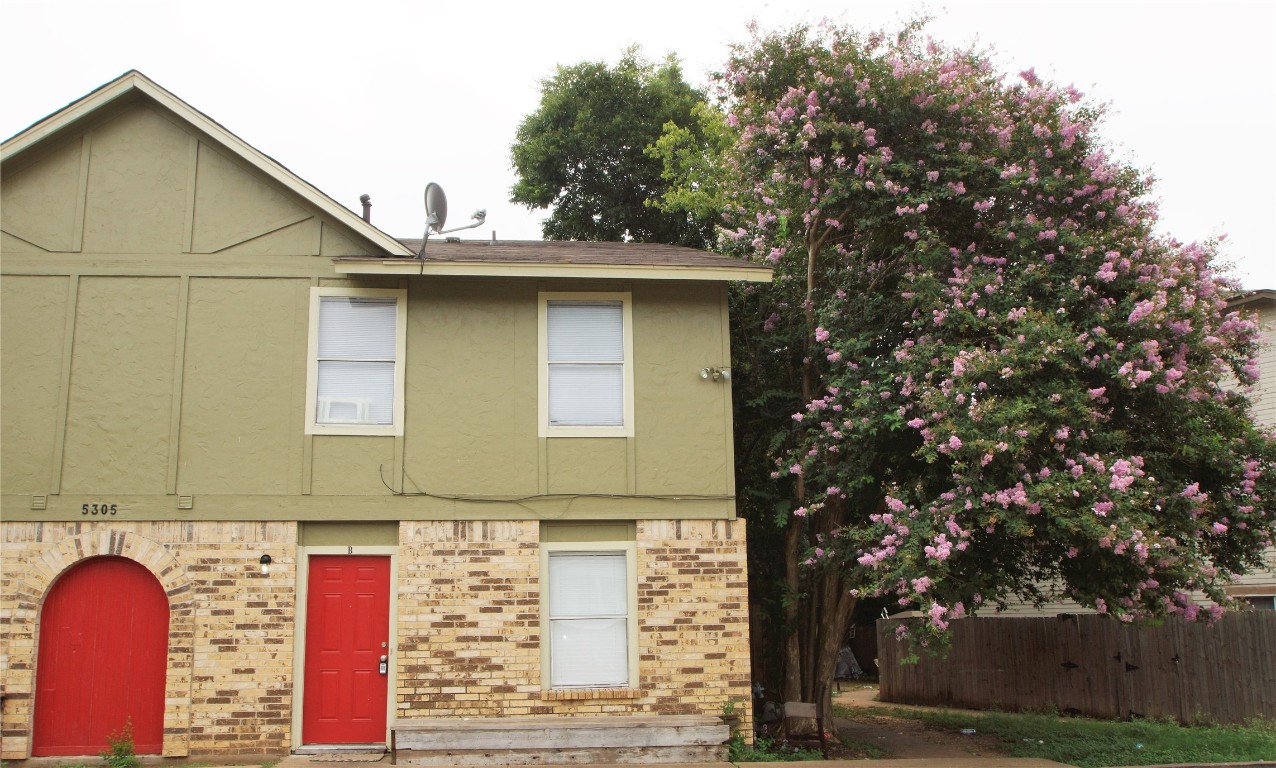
1228,288 -> 1276,308
333,258 -> 773,283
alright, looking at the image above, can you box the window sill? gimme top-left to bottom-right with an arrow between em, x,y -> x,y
541,687 -> 640,701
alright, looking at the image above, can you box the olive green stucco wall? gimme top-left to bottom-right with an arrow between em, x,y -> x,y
2,99 -> 737,523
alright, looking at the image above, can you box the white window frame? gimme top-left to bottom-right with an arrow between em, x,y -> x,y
540,541 -> 639,690
538,291 -> 635,438
304,286 -> 407,436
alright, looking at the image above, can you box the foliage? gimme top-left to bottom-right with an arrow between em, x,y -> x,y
100,720 -> 139,768
509,48 -> 716,247
726,732 -> 826,762
834,704 -> 1276,767
652,17 -> 1276,693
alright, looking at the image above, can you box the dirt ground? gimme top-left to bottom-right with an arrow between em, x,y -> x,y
823,682 -> 1010,760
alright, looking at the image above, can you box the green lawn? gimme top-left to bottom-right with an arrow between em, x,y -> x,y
834,704 -> 1276,767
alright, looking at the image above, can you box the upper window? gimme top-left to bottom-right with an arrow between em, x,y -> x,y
305,287 -> 406,436
538,292 -> 634,437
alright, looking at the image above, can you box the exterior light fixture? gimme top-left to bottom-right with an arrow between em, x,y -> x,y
699,367 -> 731,382
259,554 -> 272,574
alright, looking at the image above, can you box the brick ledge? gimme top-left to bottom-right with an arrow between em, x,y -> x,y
541,687 -> 641,701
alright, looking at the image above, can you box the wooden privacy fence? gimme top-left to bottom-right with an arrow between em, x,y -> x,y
877,612 -> 1276,724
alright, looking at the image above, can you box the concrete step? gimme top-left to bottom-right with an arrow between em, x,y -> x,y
391,715 -> 728,766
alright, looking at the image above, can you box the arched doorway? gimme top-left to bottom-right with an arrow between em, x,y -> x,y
33,556 -> 169,756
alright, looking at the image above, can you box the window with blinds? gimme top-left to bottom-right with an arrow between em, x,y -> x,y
305,287 -> 406,435
539,293 -> 633,437
546,551 -> 631,688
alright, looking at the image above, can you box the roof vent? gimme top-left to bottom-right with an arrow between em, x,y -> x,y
359,194 -> 372,222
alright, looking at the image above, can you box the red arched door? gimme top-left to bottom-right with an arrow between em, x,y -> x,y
33,556 -> 169,756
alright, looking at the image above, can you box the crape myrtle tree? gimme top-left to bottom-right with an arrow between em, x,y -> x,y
664,21 -> 1276,708
510,49 -> 716,247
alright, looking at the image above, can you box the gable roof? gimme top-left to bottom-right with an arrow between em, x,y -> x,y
1229,289 -> 1276,309
4,71 -> 771,281
2,70 -> 413,257
337,239 -> 773,282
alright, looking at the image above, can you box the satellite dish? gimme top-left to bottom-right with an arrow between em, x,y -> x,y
417,182 -> 487,258
424,182 -> 448,233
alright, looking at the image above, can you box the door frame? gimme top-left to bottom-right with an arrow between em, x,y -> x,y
291,546 -> 398,749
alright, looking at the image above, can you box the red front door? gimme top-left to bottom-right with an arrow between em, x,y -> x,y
33,556 -> 169,756
303,555 -> 391,744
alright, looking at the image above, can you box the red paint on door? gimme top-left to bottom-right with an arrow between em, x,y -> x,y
33,556 -> 169,756
303,555 -> 390,744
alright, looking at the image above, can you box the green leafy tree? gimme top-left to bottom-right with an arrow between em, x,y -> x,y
510,49 -> 716,246
658,21 -> 1276,708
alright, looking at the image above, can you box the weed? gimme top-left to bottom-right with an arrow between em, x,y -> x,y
100,720 -> 140,768
726,732 -> 825,762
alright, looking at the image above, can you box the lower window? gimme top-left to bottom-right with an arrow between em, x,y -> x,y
544,548 -> 636,688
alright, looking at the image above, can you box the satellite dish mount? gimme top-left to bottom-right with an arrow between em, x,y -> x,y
419,183 -> 486,257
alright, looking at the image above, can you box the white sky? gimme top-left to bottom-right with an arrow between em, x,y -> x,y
2,0 -> 1273,289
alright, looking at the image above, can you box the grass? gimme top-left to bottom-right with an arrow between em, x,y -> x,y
834,703 -> 1276,767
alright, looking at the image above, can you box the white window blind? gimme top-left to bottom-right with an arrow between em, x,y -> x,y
546,301 -> 624,426
315,296 -> 397,425
548,552 -> 628,687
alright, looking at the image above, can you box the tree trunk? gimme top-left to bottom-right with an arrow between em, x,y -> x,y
781,514 -> 804,704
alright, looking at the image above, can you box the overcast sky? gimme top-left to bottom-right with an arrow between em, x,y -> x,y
2,0 -> 1273,289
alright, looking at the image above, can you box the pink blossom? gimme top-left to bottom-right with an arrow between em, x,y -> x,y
927,602 -> 949,630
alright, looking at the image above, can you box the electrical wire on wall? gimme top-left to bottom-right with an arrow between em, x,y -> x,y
379,464 -> 736,519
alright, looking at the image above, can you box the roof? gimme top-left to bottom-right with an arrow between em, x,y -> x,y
3,71 -> 771,282
1228,289 -> 1276,308
1,70 -> 413,258
333,239 -> 773,282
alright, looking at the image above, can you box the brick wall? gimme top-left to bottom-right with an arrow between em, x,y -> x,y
396,520 -> 543,718
637,519 -> 752,728
2,516 -> 750,758
0,521 -> 296,758
394,519 -> 752,731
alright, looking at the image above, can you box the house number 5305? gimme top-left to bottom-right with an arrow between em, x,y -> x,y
82,503 -> 119,515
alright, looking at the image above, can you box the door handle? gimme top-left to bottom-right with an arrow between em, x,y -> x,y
379,654 -> 388,675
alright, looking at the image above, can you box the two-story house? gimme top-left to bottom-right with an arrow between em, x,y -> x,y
0,71 -> 768,761
1223,288 -> 1276,610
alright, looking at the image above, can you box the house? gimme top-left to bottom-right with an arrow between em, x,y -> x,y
0,71 -> 768,761
1221,288 -> 1276,610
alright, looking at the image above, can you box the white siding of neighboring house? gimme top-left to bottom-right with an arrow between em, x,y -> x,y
1221,291 -> 1276,608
